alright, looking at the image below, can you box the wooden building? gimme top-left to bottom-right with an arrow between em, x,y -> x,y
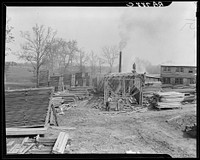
160,65 -> 196,85
104,72 -> 145,110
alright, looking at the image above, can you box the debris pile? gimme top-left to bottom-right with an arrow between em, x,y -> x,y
166,114 -> 196,138
183,124 -> 196,138
7,132 -> 72,154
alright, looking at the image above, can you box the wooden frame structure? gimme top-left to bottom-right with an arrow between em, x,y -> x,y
104,72 -> 145,108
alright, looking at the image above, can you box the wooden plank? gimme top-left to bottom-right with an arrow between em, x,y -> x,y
45,98 -> 52,127
21,137 -> 29,145
50,126 -> 76,130
7,141 -> 15,147
52,132 -> 65,153
58,133 -> 69,154
51,105 -> 59,126
7,144 -> 21,154
38,138 -> 57,143
21,143 -> 34,154
17,145 -> 28,154
53,132 -> 69,154
50,107 -> 54,125
29,150 -> 52,154
6,127 -> 47,136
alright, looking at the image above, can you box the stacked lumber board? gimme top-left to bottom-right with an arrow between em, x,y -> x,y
5,87 -> 53,129
156,91 -> 184,109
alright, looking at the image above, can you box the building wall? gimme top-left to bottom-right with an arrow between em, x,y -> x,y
161,66 -> 196,85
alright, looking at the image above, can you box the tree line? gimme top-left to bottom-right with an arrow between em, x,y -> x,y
6,21 -> 120,87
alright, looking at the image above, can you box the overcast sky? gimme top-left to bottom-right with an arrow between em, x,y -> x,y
6,2 -> 197,72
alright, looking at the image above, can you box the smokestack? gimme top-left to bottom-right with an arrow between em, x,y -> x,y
119,51 -> 122,72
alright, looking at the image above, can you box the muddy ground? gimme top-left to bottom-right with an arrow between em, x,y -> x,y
45,96 -> 196,158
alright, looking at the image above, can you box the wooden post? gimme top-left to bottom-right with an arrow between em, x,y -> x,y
51,105 -> 59,126
123,79 -> 125,97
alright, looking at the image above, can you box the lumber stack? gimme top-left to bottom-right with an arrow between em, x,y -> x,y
156,91 -> 184,109
5,87 -> 53,128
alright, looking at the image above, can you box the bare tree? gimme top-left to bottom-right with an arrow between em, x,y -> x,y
5,17 -> 14,56
89,51 -> 98,76
75,49 -> 88,73
18,24 -> 56,87
45,38 -> 61,76
102,45 -> 119,72
56,39 -> 79,74
97,57 -> 105,74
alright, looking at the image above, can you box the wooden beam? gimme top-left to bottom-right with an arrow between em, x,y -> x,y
50,107 -> 54,125
45,98 -> 52,127
6,127 -> 47,136
6,87 -> 54,92
51,105 -> 59,126
50,126 -> 76,130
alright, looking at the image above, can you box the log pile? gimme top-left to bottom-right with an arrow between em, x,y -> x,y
5,87 -> 53,128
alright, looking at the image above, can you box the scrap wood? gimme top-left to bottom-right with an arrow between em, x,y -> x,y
52,132 -> 69,154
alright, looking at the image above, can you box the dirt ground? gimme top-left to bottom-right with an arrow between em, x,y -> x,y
45,96 -> 196,158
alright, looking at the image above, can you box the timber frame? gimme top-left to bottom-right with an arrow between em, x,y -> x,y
104,72 -> 145,108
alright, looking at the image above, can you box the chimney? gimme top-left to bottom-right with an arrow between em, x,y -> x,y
119,51 -> 122,72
